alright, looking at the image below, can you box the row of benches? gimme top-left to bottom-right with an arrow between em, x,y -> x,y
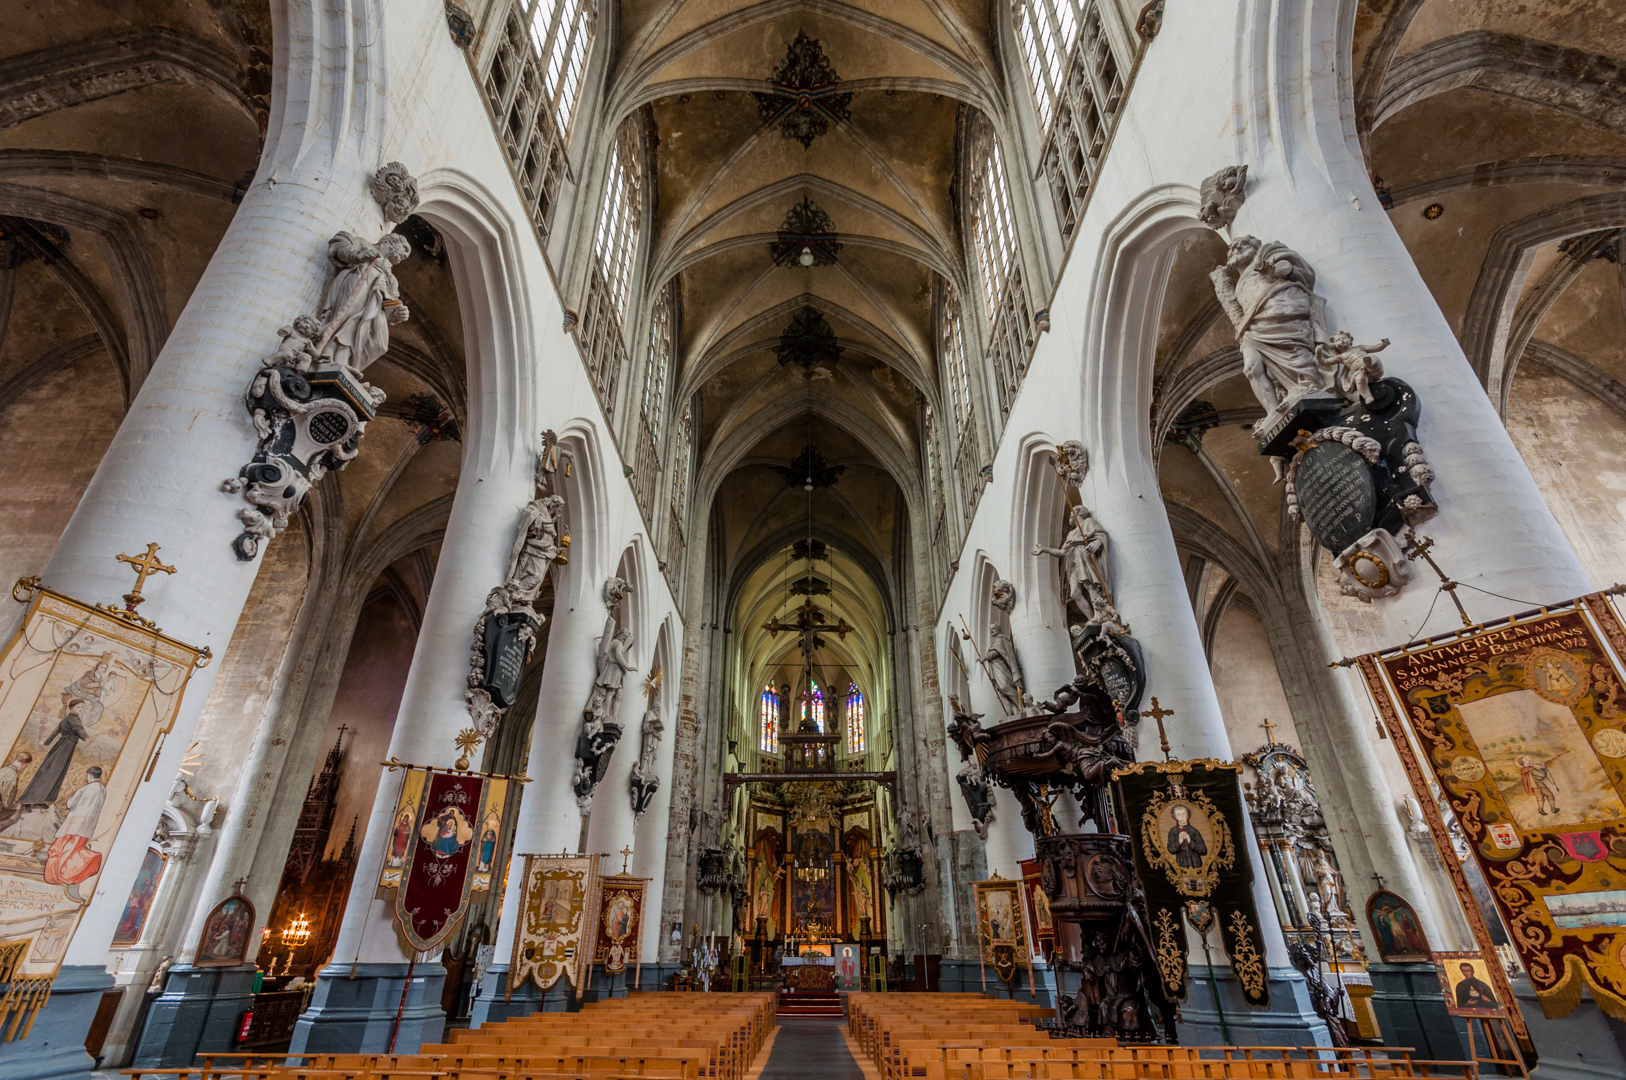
122,992 -> 777,1080
844,994 -> 1482,1079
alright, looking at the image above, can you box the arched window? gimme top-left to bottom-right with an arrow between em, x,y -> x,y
845,683 -> 866,754
759,685 -> 779,754
964,112 -> 1032,417
580,122 -> 645,400
642,289 -> 673,438
801,680 -> 824,730
1010,1 -> 1129,238
940,281 -> 971,429
528,0 -> 594,135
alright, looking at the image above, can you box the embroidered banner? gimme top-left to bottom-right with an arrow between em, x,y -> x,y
1113,759 -> 1271,1009
378,765 -> 511,953
0,586 -> 206,980
1019,857 -> 1055,962
971,876 -> 1031,987
593,874 -> 647,976
1357,594 -> 1626,1023
509,853 -> 601,998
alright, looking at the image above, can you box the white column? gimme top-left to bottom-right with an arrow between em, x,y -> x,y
583,662 -> 646,870
488,593 -> 601,965
34,163 -> 380,972
1085,467 -> 1294,968
327,442 -> 536,966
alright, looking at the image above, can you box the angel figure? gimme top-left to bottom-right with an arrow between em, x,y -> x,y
1316,330 -> 1390,405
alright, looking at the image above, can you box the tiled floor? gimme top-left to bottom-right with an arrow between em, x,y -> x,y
757,1017 -> 865,1079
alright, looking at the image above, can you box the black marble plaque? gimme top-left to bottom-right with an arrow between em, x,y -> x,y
480,610 -> 538,708
1296,441 -> 1377,554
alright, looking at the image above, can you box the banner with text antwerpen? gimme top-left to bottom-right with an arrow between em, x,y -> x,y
1356,593 -> 1626,1022
0,586 -> 207,986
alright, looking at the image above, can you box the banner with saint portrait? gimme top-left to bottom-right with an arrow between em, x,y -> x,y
0,585 -> 207,981
1356,593 -> 1626,1023
377,763 -> 512,953
592,875 -> 647,980
971,876 -> 1032,988
508,853 -> 602,999
1114,759 -> 1271,1009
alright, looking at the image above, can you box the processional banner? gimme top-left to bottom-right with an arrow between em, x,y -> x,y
593,875 -> 648,984
0,585 -> 207,992
1113,759 -> 1271,1009
970,876 -> 1032,988
377,763 -> 512,953
1019,857 -> 1055,962
508,853 -> 602,999
1356,593 -> 1626,1023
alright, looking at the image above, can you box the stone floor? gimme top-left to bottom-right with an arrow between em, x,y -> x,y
756,1017 -> 865,1079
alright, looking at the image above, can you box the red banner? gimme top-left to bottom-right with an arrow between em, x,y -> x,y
393,769 -> 511,952
593,875 -> 648,977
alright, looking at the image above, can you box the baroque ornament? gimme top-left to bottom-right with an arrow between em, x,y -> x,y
753,33 -> 853,149
462,431 -> 572,760
224,227 -> 412,560
1209,236 -> 1437,601
774,306 -> 843,374
1197,165 -> 1247,232
574,577 -> 636,808
770,196 -> 841,267
370,161 -> 421,225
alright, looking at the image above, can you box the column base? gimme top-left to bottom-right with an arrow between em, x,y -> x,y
289,963 -> 446,1054
468,966 -> 582,1026
0,964 -> 111,1080
935,957 -> 1056,1006
1366,962 -> 1468,1060
1176,965 -> 1332,1047
131,964 -> 257,1068
1511,977 -> 1626,1080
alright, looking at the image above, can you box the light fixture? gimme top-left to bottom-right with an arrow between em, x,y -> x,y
804,476 -> 814,491
798,245 -> 816,267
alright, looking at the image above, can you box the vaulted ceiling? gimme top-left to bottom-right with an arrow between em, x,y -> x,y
613,1 -> 999,701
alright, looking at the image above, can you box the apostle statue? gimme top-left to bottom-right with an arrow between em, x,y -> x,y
630,702 -> 664,821
983,622 -> 1028,718
504,494 -> 566,608
1032,508 -> 1113,627
312,231 -> 412,377
574,618 -> 635,805
1209,235 -> 1331,419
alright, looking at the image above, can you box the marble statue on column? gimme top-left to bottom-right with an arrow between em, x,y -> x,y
981,579 -> 1032,719
629,671 -> 664,823
463,431 -> 573,748
574,578 -> 635,808
1207,233 -> 1437,602
225,164 -> 423,560
1031,508 -> 1116,631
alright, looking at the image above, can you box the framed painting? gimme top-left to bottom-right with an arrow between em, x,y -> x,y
1365,889 -> 1432,963
195,892 -> 255,967
1433,951 -> 1505,1017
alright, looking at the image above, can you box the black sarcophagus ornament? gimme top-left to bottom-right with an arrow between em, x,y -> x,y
480,610 -> 539,709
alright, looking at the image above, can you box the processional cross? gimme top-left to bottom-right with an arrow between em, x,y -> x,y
1143,697 -> 1175,761
619,845 -> 634,874
116,542 -> 177,612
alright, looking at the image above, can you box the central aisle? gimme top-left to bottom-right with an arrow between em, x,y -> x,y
758,1017 -> 865,1079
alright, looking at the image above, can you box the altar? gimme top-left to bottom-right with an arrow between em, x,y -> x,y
780,951 -> 835,990
781,952 -> 835,966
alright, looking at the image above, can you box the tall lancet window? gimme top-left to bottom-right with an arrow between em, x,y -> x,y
1010,0 -> 1128,238
845,683 -> 866,754
966,112 -> 1033,417
802,680 -> 825,730
642,290 -> 673,438
940,282 -> 972,429
580,123 -> 644,402
759,685 -> 779,754
528,0 -> 594,135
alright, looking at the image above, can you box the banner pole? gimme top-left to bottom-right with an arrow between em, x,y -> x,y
387,951 -> 418,1054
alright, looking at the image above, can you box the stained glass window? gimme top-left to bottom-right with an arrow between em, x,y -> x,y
759,685 -> 779,753
802,680 -> 824,730
845,683 -> 866,754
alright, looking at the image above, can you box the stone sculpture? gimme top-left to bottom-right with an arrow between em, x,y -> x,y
983,622 -> 1027,718
574,579 -> 635,807
464,432 -> 572,742
1210,238 -> 1438,601
990,578 -> 1015,615
630,701 -> 664,822
1052,440 -> 1088,490
947,697 -> 994,840
1197,165 -> 1247,232
1032,509 -> 1114,629
370,161 -> 421,225
225,209 -> 420,560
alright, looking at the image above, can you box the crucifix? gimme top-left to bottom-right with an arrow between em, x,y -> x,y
1144,697 -> 1175,761
116,542 -> 177,611
1260,717 -> 1279,746
761,598 -> 853,643
1371,872 -> 1386,891
619,845 -> 633,874
231,876 -> 249,895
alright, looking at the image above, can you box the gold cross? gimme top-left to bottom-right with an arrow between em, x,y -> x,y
619,845 -> 633,874
1143,697 -> 1175,761
1260,717 -> 1279,745
116,542 -> 176,611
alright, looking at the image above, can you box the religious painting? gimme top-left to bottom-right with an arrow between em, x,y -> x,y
0,586 -> 206,979
1365,889 -> 1432,963
791,831 -> 835,930
509,853 -> 602,998
835,942 -> 861,991
593,875 -> 647,980
377,767 -> 428,891
749,829 -> 782,934
1115,759 -> 1271,1009
384,765 -> 512,953
1019,858 -> 1054,962
195,892 -> 255,967
1433,952 -> 1505,1017
844,828 -> 875,932
473,809 -> 501,891
1358,597 -> 1626,1022
112,847 -> 165,946
972,878 -> 1028,985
